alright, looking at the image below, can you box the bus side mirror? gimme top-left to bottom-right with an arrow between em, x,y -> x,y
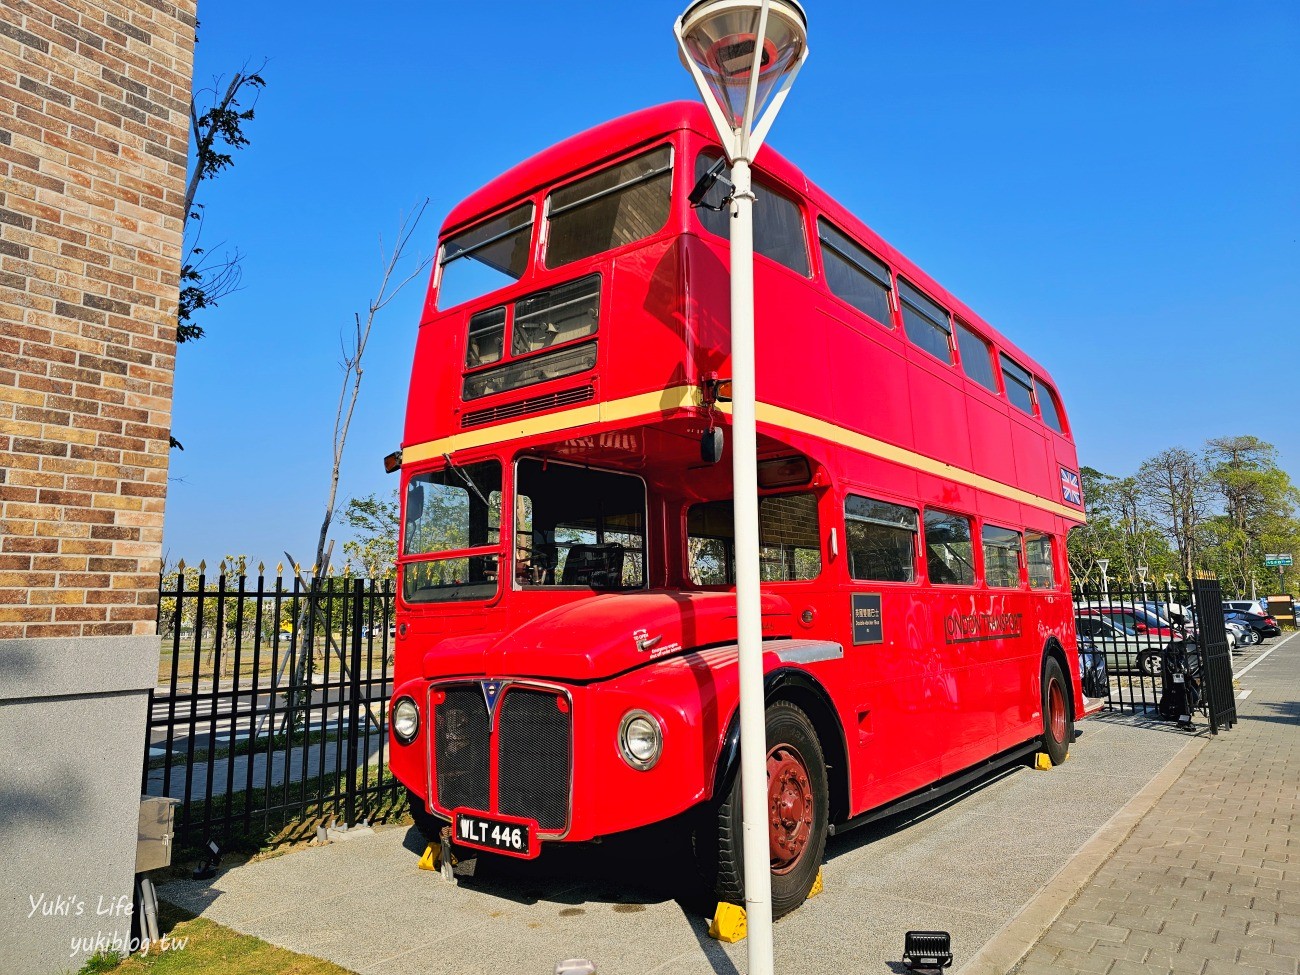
689,158 -> 734,211
407,484 -> 424,522
701,428 -> 723,464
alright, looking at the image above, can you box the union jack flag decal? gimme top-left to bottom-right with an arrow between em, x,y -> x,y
1061,467 -> 1082,506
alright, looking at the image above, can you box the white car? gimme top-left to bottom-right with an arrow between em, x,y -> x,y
1223,619 -> 1251,649
1224,599 -> 1266,616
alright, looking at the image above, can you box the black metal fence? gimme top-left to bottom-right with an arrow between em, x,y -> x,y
143,561 -> 402,850
1191,575 -> 1237,734
1071,577 -> 1236,732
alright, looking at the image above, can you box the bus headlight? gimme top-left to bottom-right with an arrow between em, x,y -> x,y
392,696 -> 420,744
618,710 -> 663,770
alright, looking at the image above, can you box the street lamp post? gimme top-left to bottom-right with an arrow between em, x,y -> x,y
675,4 -> 808,974
1097,558 -> 1110,598
1165,573 -> 1174,608
1137,563 -> 1149,601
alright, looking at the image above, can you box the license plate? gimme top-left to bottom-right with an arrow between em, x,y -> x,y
451,809 -> 538,859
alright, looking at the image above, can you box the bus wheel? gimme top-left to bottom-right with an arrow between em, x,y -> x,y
1041,657 -> 1073,766
406,787 -> 445,842
696,701 -> 829,919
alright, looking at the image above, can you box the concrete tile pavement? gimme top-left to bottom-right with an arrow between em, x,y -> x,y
999,632 -> 1300,975
159,691 -> 1206,973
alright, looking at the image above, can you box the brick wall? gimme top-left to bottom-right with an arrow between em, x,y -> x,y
0,0 -> 196,638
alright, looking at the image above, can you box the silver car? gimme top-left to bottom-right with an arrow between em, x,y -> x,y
1074,614 -> 1167,675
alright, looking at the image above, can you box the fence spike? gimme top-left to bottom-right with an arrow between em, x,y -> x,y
294,561 -> 301,575
238,556 -> 247,574
343,559 -> 353,576
219,558 -> 227,574
177,558 -> 186,572
309,562 -> 318,576
327,563 -> 336,577
277,561 -> 285,575
198,559 -> 207,573
257,560 -> 265,574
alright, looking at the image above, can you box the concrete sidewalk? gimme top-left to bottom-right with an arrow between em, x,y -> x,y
970,632 -> 1299,975
158,681 -> 1226,973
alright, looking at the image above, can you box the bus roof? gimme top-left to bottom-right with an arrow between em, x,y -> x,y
441,101 -> 1058,385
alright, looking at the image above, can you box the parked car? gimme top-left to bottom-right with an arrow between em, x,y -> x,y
1134,600 -> 1195,629
1075,603 -> 1181,641
1077,638 -> 1110,698
1223,618 -> 1251,649
1224,610 -> 1280,643
1073,614 -> 1166,675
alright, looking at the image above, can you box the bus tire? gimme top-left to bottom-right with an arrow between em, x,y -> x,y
406,787 -> 445,842
695,700 -> 829,919
1041,657 -> 1073,766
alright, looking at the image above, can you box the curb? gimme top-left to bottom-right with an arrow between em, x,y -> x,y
955,729 -> 1210,975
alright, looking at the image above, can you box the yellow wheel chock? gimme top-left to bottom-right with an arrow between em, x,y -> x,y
707,869 -> 825,942
418,842 -> 441,871
709,902 -> 748,943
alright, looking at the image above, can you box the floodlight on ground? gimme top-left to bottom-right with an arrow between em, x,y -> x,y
902,930 -> 953,972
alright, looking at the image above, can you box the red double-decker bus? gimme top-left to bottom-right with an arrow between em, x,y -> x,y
386,102 -> 1089,916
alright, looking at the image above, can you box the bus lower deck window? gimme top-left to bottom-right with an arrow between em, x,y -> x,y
845,495 -> 917,582
1026,532 -> 1055,589
924,510 -> 975,585
981,524 -> 1023,588
688,494 -> 822,584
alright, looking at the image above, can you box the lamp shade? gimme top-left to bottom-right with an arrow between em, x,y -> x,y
678,0 -> 807,132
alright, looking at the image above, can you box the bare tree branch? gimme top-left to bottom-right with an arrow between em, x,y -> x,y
311,201 -> 433,576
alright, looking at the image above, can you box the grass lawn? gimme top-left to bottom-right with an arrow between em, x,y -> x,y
95,901 -> 357,975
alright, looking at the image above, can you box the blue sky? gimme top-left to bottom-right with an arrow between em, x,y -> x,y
163,1 -> 1300,566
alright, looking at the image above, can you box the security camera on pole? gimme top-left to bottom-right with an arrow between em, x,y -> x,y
674,3 -> 808,973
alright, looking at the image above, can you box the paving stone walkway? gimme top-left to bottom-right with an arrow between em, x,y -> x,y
1011,636 -> 1300,975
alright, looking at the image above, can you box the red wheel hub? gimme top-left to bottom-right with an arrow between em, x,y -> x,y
767,744 -> 814,874
1049,678 -> 1067,742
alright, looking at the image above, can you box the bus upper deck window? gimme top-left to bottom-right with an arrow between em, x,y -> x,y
818,218 -> 893,328
1036,380 -> 1065,433
437,204 -> 534,311
545,146 -> 673,269
694,153 -> 810,276
955,320 -> 998,393
898,279 -> 953,365
1000,355 -> 1035,415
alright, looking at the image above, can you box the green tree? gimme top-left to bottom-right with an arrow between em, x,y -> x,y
180,58 -> 266,345
1136,447 -> 1211,582
1203,436 -> 1300,595
342,491 -> 399,579
1068,466 -> 1177,587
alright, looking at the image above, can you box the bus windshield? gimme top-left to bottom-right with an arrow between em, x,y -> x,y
403,461 -> 502,603
515,458 -> 645,590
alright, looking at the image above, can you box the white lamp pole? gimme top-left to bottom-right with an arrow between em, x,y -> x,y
1097,558 -> 1110,598
675,4 -> 808,973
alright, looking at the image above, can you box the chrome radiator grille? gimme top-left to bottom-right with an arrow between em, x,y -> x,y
431,683 -> 572,832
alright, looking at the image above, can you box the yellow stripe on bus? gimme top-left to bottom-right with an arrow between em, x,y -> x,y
402,385 -> 1083,522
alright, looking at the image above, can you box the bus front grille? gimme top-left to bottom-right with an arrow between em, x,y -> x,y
497,689 -> 571,830
434,687 -> 490,813
431,683 -> 572,833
